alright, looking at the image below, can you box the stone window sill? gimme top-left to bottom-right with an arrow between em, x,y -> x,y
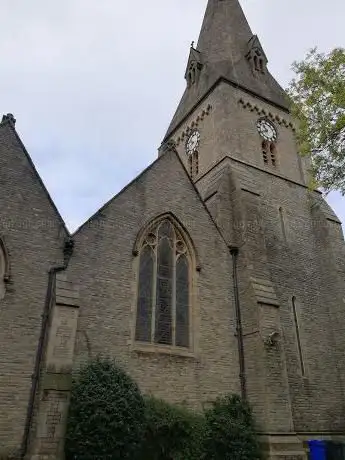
130,341 -> 196,359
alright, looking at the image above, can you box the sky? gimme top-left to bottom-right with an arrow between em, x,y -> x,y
1,0 -> 344,232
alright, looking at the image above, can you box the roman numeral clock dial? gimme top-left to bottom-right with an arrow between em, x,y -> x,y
257,118 -> 277,142
185,130 -> 200,156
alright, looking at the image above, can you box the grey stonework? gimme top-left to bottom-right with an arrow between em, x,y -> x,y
0,122 -> 68,459
0,0 -> 344,459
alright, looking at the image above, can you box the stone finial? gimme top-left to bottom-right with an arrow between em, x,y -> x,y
1,113 -> 16,127
158,139 -> 177,157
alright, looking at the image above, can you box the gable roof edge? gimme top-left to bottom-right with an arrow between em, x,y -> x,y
72,149 -> 231,253
0,122 -> 70,237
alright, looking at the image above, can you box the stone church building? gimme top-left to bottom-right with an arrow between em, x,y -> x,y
1,0 -> 345,458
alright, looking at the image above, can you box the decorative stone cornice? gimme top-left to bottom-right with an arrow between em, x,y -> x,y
158,139 -> 178,156
238,98 -> 295,131
175,104 -> 212,147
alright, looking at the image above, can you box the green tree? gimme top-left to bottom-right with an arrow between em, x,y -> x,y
287,47 -> 345,194
65,357 -> 145,460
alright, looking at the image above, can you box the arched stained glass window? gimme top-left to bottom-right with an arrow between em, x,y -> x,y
135,218 -> 192,349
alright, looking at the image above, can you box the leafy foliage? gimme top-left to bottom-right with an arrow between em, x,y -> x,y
65,358 -> 262,460
287,47 -> 345,194
65,357 -> 146,460
203,394 -> 262,460
140,396 -> 205,460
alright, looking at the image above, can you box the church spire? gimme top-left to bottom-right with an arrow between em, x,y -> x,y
163,0 -> 289,141
197,0 -> 253,64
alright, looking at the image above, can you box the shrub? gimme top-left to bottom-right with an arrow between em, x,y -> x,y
140,396 -> 205,460
203,394 -> 262,460
65,357 -> 145,460
65,357 -> 262,460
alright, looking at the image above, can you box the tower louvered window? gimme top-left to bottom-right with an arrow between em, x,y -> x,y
262,140 -> 277,167
188,152 -> 199,178
135,219 -> 191,348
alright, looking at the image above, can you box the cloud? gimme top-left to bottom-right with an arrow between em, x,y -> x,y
0,0 -> 344,230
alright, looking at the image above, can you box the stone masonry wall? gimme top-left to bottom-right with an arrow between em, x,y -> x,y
29,273 -> 80,460
67,150 -> 240,410
0,122 -> 67,458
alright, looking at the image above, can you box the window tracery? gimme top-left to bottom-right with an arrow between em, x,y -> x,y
135,218 -> 192,349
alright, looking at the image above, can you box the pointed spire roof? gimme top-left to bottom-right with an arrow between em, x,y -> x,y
163,0 -> 289,140
197,0 -> 253,63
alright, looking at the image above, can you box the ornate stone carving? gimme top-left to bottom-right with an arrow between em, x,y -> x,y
185,46 -> 203,88
238,98 -> 296,131
1,113 -> 16,126
158,139 -> 178,156
175,104 -> 212,146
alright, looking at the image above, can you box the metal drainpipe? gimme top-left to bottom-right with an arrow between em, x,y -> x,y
20,239 -> 74,459
229,246 -> 247,401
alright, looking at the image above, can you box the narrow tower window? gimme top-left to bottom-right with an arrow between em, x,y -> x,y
262,141 -> 269,164
261,141 -> 277,167
188,155 -> 193,176
254,55 -> 259,72
259,58 -> 264,73
188,151 -> 199,179
279,207 -> 287,241
292,297 -> 305,376
270,143 -> 277,166
193,151 -> 199,176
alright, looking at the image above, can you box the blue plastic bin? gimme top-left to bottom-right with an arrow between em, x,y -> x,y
308,440 -> 327,460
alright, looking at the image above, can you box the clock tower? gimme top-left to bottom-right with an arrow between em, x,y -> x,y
160,0 -> 307,189
159,0 -> 345,459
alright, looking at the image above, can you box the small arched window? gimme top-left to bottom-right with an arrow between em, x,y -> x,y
188,151 -> 199,179
188,155 -> 193,176
270,143 -> 277,166
193,151 -> 199,177
254,55 -> 259,72
261,141 -> 277,167
135,218 -> 192,348
262,140 -> 269,164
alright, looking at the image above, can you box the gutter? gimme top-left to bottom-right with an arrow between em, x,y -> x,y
20,238 -> 74,459
229,246 -> 247,401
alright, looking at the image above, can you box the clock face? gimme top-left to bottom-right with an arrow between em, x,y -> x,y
257,118 -> 277,142
185,130 -> 200,155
